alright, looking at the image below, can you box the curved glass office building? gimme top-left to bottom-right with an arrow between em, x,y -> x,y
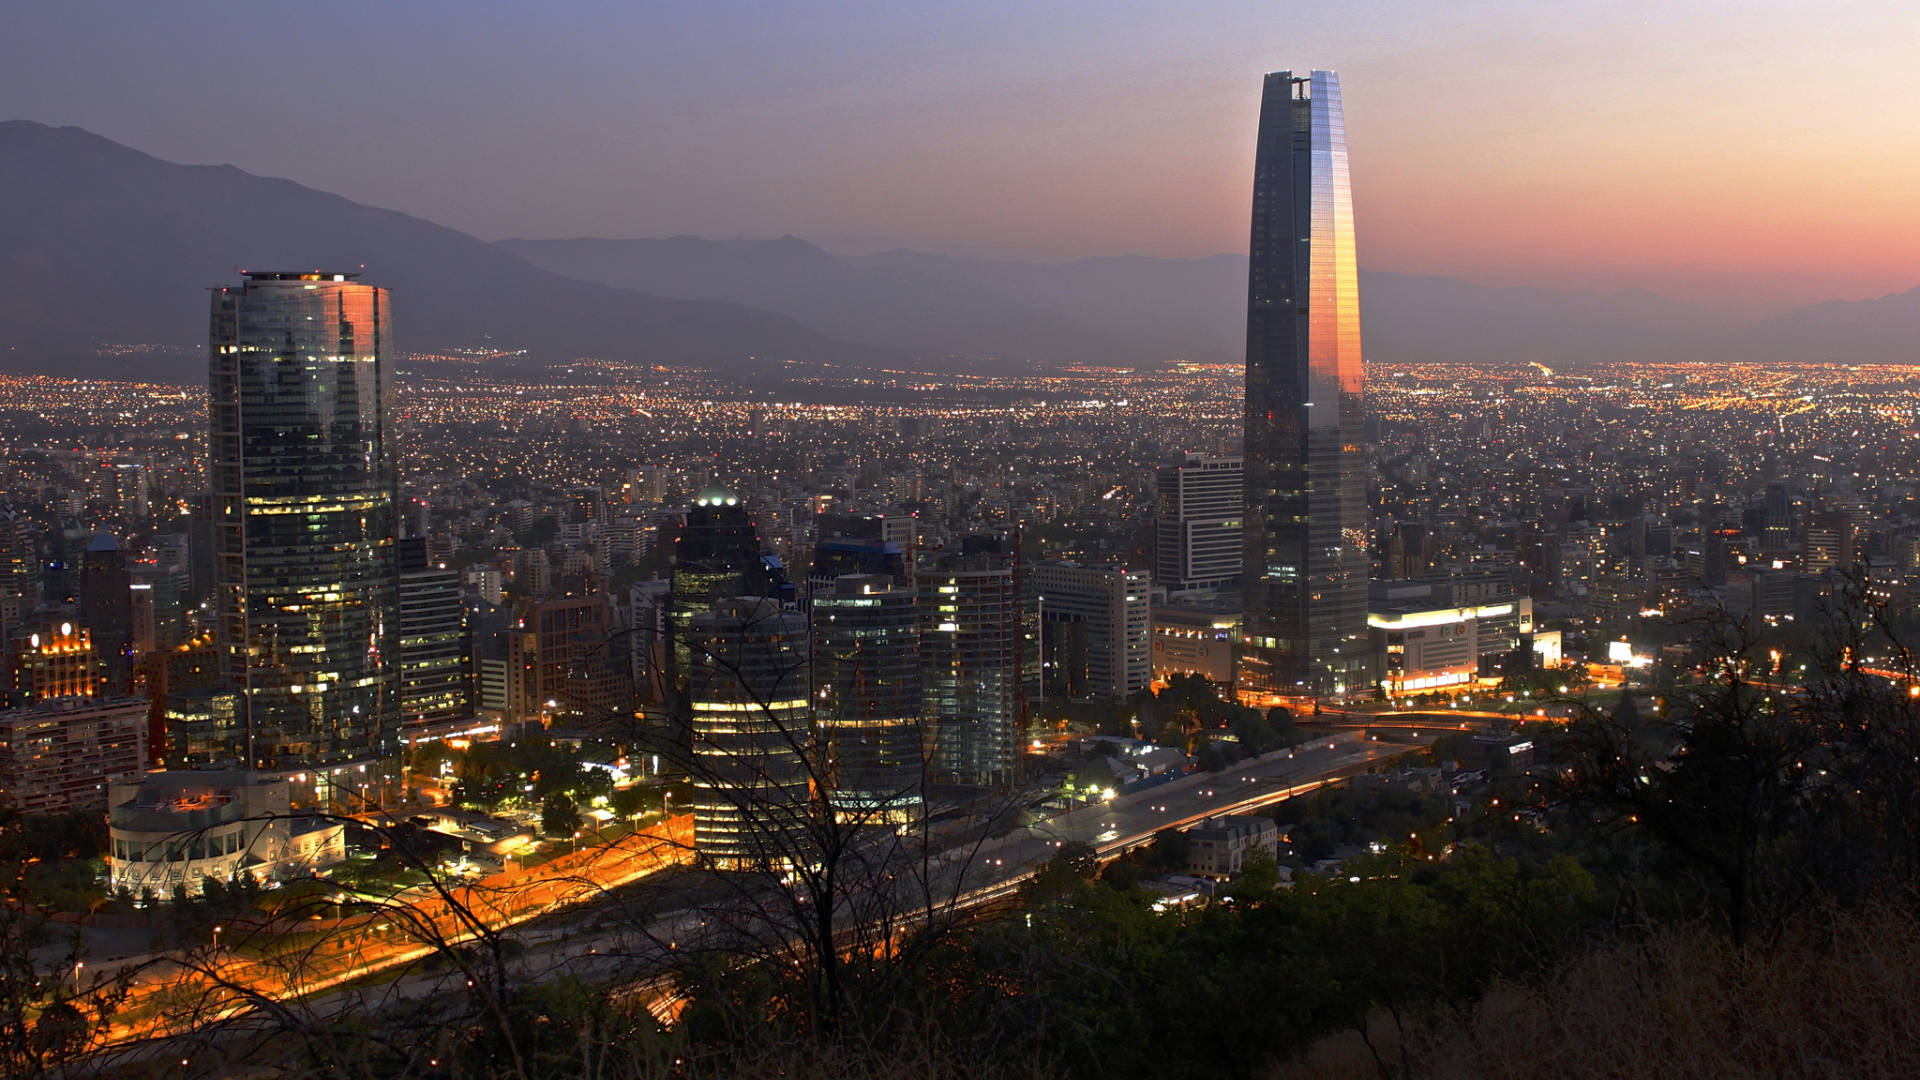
1238,71 -> 1371,703
209,273 -> 401,801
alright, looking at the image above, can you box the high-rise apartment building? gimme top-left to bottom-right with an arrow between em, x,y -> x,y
685,597 -> 812,870
209,272 -> 401,800
918,545 -> 1021,787
1238,70 -> 1372,703
1155,454 -> 1244,592
1032,562 -> 1150,701
0,697 -> 147,813
811,574 -> 924,822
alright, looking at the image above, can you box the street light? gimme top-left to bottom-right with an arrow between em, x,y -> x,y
211,926 -> 223,951
71,960 -> 82,990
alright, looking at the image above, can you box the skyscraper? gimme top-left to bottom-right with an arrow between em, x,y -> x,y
81,531 -> 132,693
918,544 -> 1020,787
1238,70 -> 1371,703
811,574 -> 924,822
668,484 -> 787,689
209,272 -> 400,802
686,597 -> 812,871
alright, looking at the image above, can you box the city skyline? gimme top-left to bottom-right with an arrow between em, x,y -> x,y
0,8 -> 1916,1071
7,3 -> 1920,307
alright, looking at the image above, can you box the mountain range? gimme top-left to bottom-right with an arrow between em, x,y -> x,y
0,121 -> 886,381
2,119 -> 1915,382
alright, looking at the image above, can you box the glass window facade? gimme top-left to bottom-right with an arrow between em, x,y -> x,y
810,574 -> 924,822
686,598 -> 812,871
209,273 -> 401,783
1239,71 -> 1372,702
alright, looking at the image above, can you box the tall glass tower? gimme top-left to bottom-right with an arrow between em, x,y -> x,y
209,272 -> 401,801
1238,71 -> 1371,703
811,574 -> 924,823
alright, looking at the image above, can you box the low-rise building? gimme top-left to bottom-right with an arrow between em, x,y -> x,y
1150,590 -> 1239,686
1368,578 -> 1534,696
107,771 -> 344,897
1186,813 -> 1278,879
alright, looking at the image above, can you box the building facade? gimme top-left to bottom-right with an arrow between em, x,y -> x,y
1032,562 -> 1151,701
1155,454 -> 1243,592
7,623 -> 104,704
810,574 -> 924,822
1238,70 -> 1372,703
1150,593 -> 1240,686
685,598 -> 812,870
0,697 -> 147,813
209,272 -> 401,801
396,538 -> 473,730
107,771 -> 344,897
80,532 -> 133,694
668,484 -> 785,691
1187,813 -> 1279,879
918,547 -> 1021,786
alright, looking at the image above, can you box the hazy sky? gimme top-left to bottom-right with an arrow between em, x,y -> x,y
9,1 -> 1919,308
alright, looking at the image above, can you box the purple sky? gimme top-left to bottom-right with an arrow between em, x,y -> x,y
9,0 -> 1920,309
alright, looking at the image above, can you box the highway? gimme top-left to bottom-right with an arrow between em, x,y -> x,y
973,729 -> 1421,875
83,732 -> 1421,1065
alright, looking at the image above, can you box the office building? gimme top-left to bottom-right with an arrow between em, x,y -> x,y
0,697 -> 147,813
0,505 -> 33,604
138,635 -> 221,767
81,531 -> 133,693
685,598 -> 812,871
209,272 -> 401,802
1151,592 -> 1240,686
397,538 -> 473,729
669,484 -> 787,688
1032,562 -> 1150,701
1368,578 -> 1535,696
514,595 -> 629,724
811,574 -> 924,822
918,544 -> 1021,786
628,579 -> 672,705
1155,454 -> 1243,592
130,563 -> 187,653
807,512 -> 912,610
1238,70 -> 1371,703
1726,568 -> 1800,634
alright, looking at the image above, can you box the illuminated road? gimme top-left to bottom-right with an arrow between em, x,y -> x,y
975,730 -> 1420,873
90,814 -> 695,1047
86,735 -> 1419,1060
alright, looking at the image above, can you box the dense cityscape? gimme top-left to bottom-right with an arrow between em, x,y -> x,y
4,11 -> 1920,1078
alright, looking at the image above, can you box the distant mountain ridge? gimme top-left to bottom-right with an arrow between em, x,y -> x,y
0,120 -> 894,381
1,119 -> 1913,381
506,235 -> 1920,369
